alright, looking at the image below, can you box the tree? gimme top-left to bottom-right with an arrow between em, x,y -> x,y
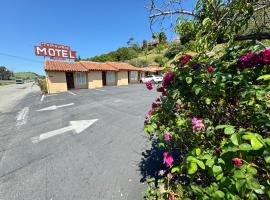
127,37 -> 135,47
0,66 -> 13,80
158,32 -> 167,44
146,0 -> 270,52
142,40 -> 148,50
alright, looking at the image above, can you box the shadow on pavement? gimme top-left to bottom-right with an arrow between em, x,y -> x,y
139,139 -> 165,183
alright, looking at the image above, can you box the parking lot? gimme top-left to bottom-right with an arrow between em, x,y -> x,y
0,84 -> 158,200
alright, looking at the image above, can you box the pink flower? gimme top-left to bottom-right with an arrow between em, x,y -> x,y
167,173 -> 173,180
145,81 -> 153,90
163,152 -> 174,167
164,132 -> 172,141
232,158 -> 243,167
207,66 -> 214,73
169,193 -> 175,200
155,98 -> 160,102
192,117 -> 205,131
157,85 -> 165,92
179,54 -> 192,65
237,51 -> 261,68
146,109 -> 154,119
260,48 -> 270,64
162,72 -> 174,88
152,102 -> 158,109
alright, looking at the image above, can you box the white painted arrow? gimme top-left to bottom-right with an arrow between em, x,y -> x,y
31,119 -> 98,143
37,103 -> 74,111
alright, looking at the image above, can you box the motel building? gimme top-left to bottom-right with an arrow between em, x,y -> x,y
45,60 -> 147,94
142,64 -> 165,76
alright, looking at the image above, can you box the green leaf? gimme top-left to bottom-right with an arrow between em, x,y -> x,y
218,158 -> 225,165
224,126 -> 235,135
250,137 -> 263,150
231,133 -> 239,145
264,138 -> 270,146
187,156 -> 197,162
195,148 -> 201,156
239,143 -> 252,151
213,165 -> 222,174
247,177 -> 261,190
194,87 -> 202,95
206,159 -> 215,167
215,125 -> 229,129
188,162 -> 198,174
263,149 -> 270,164
205,98 -> 212,105
202,18 -> 212,28
242,133 -> 263,150
212,190 -> 225,199
247,193 -> 258,200
236,179 -> 246,195
257,74 -> 270,81
247,166 -> 257,175
186,77 -> 192,84
171,167 -> 180,173
234,170 -> 246,179
196,159 -> 205,169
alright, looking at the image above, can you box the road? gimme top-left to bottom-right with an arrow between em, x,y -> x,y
0,84 -> 158,200
0,82 -> 40,114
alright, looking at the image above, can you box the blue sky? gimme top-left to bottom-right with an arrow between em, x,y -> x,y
0,0 -> 195,75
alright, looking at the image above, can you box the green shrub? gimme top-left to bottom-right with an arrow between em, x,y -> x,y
36,78 -> 47,93
143,43 -> 270,199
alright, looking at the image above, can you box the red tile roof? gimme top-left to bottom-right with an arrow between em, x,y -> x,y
80,61 -> 118,71
44,60 -> 142,72
141,63 -> 165,72
44,60 -> 88,72
106,62 -> 142,71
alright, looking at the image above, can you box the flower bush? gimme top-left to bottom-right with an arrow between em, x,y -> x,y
143,44 -> 270,199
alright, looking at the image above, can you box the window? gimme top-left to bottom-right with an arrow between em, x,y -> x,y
76,72 -> 86,85
106,72 -> 116,83
130,71 -> 138,81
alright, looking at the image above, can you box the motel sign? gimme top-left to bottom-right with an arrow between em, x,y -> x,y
34,42 -> 76,59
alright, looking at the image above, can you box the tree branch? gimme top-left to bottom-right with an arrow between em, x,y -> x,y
234,32 -> 270,41
149,10 -> 196,19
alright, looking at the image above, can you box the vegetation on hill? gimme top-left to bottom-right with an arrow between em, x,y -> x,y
14,72 -> 43,80
76,32 -> 190,68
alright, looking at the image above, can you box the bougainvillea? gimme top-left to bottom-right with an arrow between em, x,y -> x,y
143,44 -> 270,200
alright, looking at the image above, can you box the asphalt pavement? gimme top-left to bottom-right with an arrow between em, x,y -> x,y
0,84 -> 158,200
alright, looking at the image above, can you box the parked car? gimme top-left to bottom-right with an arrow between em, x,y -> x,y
141,75 -> 163,83
15,79 -> 24,84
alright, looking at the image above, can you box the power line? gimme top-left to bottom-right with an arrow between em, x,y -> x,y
0,52 -> 43,64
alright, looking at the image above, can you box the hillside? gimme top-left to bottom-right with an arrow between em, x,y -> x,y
14,72 -> 42,80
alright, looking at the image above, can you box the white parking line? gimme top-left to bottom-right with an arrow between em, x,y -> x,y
40,94 -> 45,102
68,91 -> 77,96
95,89 -> 106,92
16,107 -> 29,126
